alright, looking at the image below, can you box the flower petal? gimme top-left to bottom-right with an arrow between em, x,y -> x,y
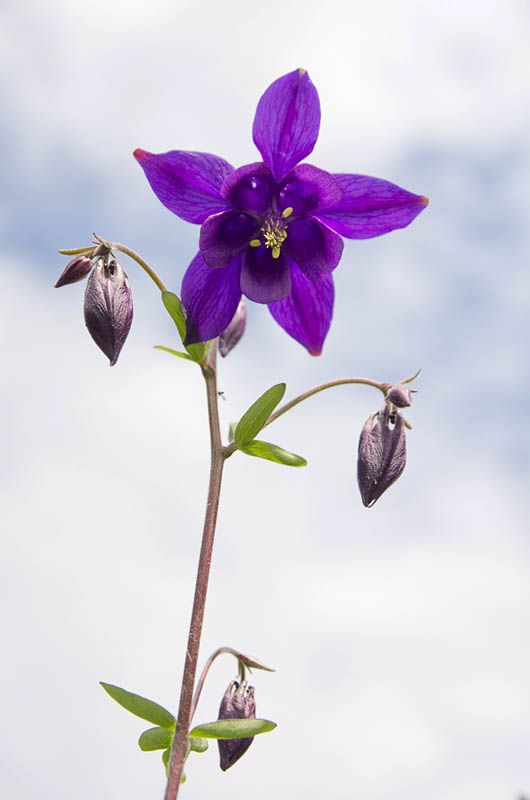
134,149 -> 234,224
220,162 -> 275,215
252,69 -> 321,182
285,217 -> 343,281
181,252 -> 242,344
315,173 -> 429,239
268,259 -> 334,355
277,164 -> 342,216
241,246 -> 291,303
200,210 -> 258,268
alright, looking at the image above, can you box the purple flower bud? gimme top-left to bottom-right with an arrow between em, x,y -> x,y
84,257 -> 133,366
219,299 -> 247,357
386,385 -> 413,408
218,680 -> 256,771
357,405 -> 406,507
54,255 -> 93,288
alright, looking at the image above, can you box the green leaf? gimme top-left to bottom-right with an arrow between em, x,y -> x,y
100,683 -> 175,729
162,291 -> 187,341
240,440 -> 307,467
161,291 -> 209,364
139,727 -> 173,752
228,422 -> 237,443
189,718 -> 276,739
235,383 -> 286,446
189,736 -> 209,753
154,345 -> 194,361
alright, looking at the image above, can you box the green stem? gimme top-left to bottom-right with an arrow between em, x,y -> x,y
109,242 -> 168,292
164,343 -> 224,799
223,377 -> 386,459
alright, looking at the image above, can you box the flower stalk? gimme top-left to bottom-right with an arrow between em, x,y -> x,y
164,343 -> 225,799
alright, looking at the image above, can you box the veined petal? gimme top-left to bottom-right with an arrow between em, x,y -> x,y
268,259 -> 334,356
277,164 -> 342,216
134,149 -> 234,224
315,173 -> 429,239
181,252 -> 242,344
241,246 -> 291,303
285,217 -> 343,281
252,69 -> 321,182
220,162 -> 274,215
200,210 -> 258,268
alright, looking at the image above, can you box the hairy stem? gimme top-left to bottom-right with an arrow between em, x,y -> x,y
164,344 -> 224,799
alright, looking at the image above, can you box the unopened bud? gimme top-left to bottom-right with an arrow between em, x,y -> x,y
219,299 -> 246,357
386,385 -> 413,408
84,257 -> 133,366
357,405 -> 406,507
55,255 -> 93,288
218,680 -> 256,771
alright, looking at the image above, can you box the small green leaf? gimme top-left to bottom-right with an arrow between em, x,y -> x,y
161,291 -> 209,364
235,383 -> 286,446
240,440 -> 307,467
189,718 -> 276,739
154,345 -> 194,361
139,727 -> 173,752
161,748 -> 172,778
228,422 -> 237,442
100,683 -> 175,729
189,736 -> 209,753
162,291 -> 187,341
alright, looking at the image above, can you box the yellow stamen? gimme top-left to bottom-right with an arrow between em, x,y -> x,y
272,247 -> 280,259
249,239 -> 262,247
282,206 -> 293,218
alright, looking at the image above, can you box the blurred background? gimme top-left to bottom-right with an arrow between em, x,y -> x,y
1,0 -> 529,798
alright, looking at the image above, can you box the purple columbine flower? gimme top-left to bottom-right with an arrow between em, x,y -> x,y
134,69 -> 428,355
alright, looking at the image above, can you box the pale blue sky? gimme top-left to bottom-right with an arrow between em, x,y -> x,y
1,1 -> 530,798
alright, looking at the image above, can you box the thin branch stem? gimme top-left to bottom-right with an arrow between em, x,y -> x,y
264,377 -> 386,428
109,242 -> 168,292
223,377 -> 387,459
164,342 -> 224,799
91,234 -> 168,292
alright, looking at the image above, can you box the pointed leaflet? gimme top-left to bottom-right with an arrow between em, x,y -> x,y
100,683 -> 175,729
235,383 -> 286,446
240,440 -> 307,467
154,345 -> 194,361
189,719 -> 276,739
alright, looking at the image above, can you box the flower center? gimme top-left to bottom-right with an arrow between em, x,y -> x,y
249,207 -> 293,259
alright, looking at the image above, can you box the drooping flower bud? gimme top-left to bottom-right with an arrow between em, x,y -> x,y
217,680 -> 256,771
54,255 -> 93,288
219,299 -> 247,357
357,405 -> 406,507
84,257 -> 133,366
386,384 -> 413,408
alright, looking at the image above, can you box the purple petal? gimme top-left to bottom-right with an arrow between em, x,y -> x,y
252,69 -> 321,182
220,162 -> 275,215
268,259 -> 334,355
200,211 -> 258,268
285,217 -> 343,281
134,149 -> 234,224
277,164 -> 342,216
181,252 -> 242,344
241,246 -> 291,303
316,174 -> 429,239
